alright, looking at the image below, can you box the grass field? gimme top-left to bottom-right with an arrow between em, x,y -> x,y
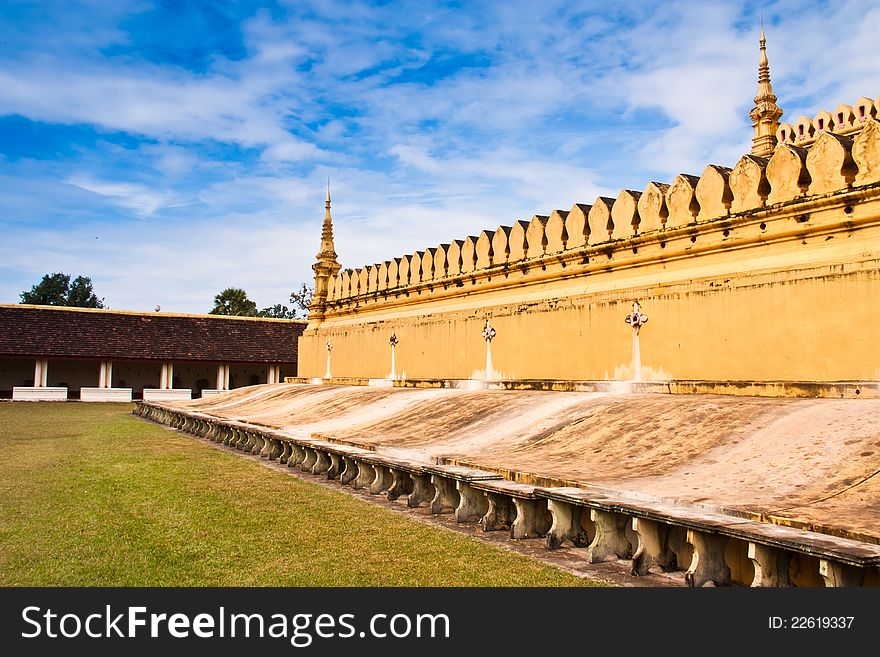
0,402 -> 594,586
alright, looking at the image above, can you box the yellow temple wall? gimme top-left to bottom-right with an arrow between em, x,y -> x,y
299,118 -> 880,384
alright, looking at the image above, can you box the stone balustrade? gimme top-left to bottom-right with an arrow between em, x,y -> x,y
775,95 -> 879,148
135,401 -> 880,588
321,113 -> 880,311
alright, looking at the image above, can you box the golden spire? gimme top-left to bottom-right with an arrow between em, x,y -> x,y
749,22 -> 783,158
316,180 -> 337,262
310,181 -> 341,322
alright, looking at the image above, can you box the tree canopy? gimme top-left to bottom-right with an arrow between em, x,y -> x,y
210,288 -> 258,316
210,284 -> 314,319
20,272 -> 105,308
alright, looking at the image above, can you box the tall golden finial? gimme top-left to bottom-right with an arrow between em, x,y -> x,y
310,180 -> 342,322
749,21 -> 783,158
317,179 -> 337,262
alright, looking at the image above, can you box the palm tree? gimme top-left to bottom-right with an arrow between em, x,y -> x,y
210,288 -> 258,316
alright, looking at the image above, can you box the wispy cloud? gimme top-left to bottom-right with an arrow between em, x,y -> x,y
0,0 -> 875,312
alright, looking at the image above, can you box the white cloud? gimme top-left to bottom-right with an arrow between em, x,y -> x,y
64,176 -> 176,218
1,0 -> 877,312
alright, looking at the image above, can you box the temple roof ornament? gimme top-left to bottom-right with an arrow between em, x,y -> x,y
315,183 -> 340,267
750,24 -> 784,158
309,183 -> 343,322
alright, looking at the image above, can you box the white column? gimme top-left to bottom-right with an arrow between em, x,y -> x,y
268,365 -> 279,384
106,361 -> 113,388
98,361 -> 108,388
160,362 -> 174,390
216,364 -> 231,390
34,359 -> 43,388
37,359 -> 48,387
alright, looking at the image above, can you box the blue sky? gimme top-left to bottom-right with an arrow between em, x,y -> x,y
1,0 -> 878,313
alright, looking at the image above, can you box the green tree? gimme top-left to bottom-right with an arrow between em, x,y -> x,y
67,276 -> 105,308
289,283 -> 313,318
20,272 -> 105,308
257,303 -> 297,319
210,287 -> 258,316
254,284 -> 314,319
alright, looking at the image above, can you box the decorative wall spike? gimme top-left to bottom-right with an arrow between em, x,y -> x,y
855,97 -> 877,123
814,110 -> 834,134
492,227 -> 512,266
422,247 -> 437,282
447,240 -> 464,276
806,132 -> 856,195
729,154 -> 770,213
853,119 -> 880,186
612,190 -> 642,236
507,221 -> 529,261
410,252 -> 424,285
398,256 -> 411,287
327,274 -> 337,301
434,244 -> 450,279
461,236 -> 478,274
665,174 -> 701,229
795,116 -> 815,144
695,165 -> 733,221
526,215 -> 549,259
565,204 -> 591,249
766,143 -> 810,204
637,182 -> 669,233
388,259 -> 400,289
833,103 -> 855,131
589,197 -> 615,241
475,230 -> 494,269
545,211 -> 568,253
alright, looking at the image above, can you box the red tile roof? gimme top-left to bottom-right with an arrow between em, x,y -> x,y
0,305 -> 304,364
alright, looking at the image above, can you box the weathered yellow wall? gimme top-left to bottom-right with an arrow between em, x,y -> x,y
300,120 -> 880,384
300,260 -> 880,382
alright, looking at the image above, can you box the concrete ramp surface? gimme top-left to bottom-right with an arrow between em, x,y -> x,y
177,383 -> 880,542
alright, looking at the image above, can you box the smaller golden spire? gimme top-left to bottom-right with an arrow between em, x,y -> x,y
749,22 -> 783,158
310,182 -> 342,322
316,180 -> 338,263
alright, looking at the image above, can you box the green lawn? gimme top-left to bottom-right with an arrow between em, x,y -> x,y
0,402 -> 595,586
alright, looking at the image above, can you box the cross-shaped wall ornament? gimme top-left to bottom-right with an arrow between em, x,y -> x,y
482,319 -> 496,343
624,301 -> 648,334
389,332 -> 399,347
326,340 -> 333,352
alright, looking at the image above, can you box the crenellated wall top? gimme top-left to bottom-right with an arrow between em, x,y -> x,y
323,99 -> 880,311
775,95 -> 879,148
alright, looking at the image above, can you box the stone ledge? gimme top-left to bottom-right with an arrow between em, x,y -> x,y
200,389 -> 231,397
286,377 -> 880,399
80,387 -> 133,402
12,386 -> 67,401
142,388 -> 192,401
